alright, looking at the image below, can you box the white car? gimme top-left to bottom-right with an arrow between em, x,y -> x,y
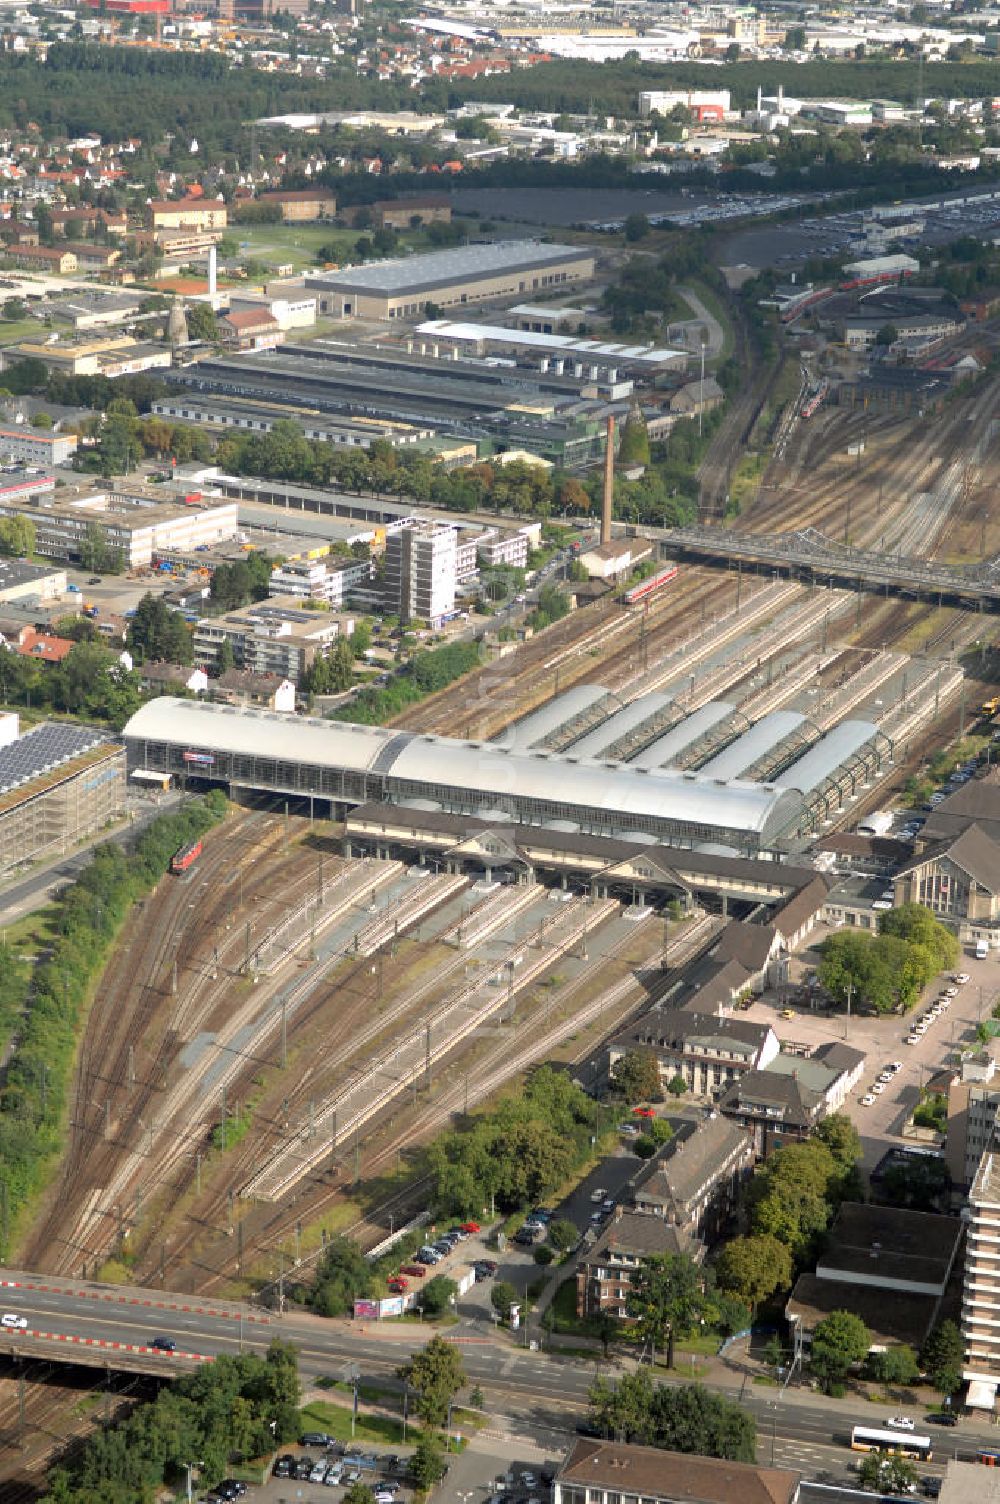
906,1035 -> 920,1046
861,1093 -> 876,1106
872,1083 -> 885,1095
886,1416 -> 915,1431
944,987 -> 958,998
954,973 -> 970,985
589,1188 -> 608,1204
0,1314 -> 26,1330
890,1061 -> 903,1072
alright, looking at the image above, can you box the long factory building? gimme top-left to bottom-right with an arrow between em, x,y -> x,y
123,689 -> 893,858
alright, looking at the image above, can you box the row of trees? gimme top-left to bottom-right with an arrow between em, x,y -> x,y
334,639 -> 481,726
43,1340 -> 300,1503
587,1370 -> 755,1463
0,639 -> 141,727
709,1117 -> 861,1314
0,794 -> 227,1262
818,902 -> 960,1014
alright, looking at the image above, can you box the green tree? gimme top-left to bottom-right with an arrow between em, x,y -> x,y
491,1281 -> 519,1323
624,213 -> 650,243
0,514 -> 35,558
30,411 -> 53,429
588,1372 -> 754,1461
667,1074 -> 688,1098
128,592 -> 193,665
186,302 -> 218,342
618,409 -> 651,467
814,1113 -> 862,1172
713,1234 -> 793,1312
858,1452 -> 918,1494
397,1336 -> 465,1428
79,521 -> 123,573
920,1319 -> 963,1397
868,1344 -> 919,1385
309,1235 -> 372,1317
216,637 -> 235,674
626,1253 -> 707,1367
548,1217 -> 579,1253
410,1432 -> 447,1490
874,324 -> 898,347
610,1048 -> 662,1104
810,1309 -> 871,1392
343,1484 -> 377,1504
419,1275 -> 457,1317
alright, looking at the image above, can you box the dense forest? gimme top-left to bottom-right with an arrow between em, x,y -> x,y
0,45 -> 430,149
2,46 -> 999,154
451,56 -> 1000,114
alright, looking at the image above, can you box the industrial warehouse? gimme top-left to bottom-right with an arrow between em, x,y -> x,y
122,685 -> 895,858
303,239 -> 597,321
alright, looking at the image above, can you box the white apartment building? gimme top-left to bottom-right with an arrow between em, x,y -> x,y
383,523 -> 456,625
0,488 -> 238,568
962,1146 -> 1000,1408
193,597 -> 351,685
0,427 -> 77,467
268,556 -> 371,607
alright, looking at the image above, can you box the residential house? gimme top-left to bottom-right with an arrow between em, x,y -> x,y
259,188 -> 337,222
576,1211 -> 698,1321
627,1114 -> 753,1242
138,661 -> 208,697
62,242 -> 121,272
373,194 -> 451,230
148,198 -> 227,232
718,1064 -> 827,1157
10,246 -> 77,274
193,599 -> 349,686
219,308 -> 282,352
554,1438 -> 800,1504
214,669 -> 296,713
609,1009 -> 780,1099
670,376 -> 724,416
11,627 -> 75,664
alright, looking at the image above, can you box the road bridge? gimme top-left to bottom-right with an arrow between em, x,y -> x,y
658,525 -> 1000,612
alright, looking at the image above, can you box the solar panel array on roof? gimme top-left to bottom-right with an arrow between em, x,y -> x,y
0,723 -> 105,796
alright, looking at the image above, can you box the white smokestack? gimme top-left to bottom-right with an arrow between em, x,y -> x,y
208,245 -> 217,300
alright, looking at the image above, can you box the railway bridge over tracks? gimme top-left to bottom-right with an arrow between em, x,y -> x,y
656,525 -> 1000,612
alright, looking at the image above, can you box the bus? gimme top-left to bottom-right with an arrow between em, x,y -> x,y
978,1450 -> 1000,1467
850,1426 -> 932,1461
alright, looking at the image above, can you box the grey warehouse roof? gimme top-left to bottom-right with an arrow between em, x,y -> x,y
629,702 -> 734,770
565,692 -> 674,759
124,699 -> 802,842
305,240 -> 593,299
697,711 -> 806,781
777,719 -> 879,794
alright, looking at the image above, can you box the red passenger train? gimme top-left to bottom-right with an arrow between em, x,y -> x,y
622,565 -> 679,606
170,839 -> 203,874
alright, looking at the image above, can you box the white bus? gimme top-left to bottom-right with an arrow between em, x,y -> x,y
850,1425 -> 932,1461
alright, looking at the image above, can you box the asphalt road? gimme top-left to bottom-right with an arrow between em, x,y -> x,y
0,1275 -> 988,1471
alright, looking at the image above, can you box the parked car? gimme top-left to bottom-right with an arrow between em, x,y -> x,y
589,1187 -> 608,1203
460,1220 -> 481,1233
887,1416 -> 915,1431
399,1264 -> 427,1278
273,1456 -> 295,1478
1,1314 -> 27,1330
150,1336 -> 176,1352
302,1432 -> 332,1447
387,1277 -> 408,1293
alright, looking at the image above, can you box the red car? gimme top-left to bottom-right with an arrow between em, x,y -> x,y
399,1264 -> 427,1278
460,1221 -> 481,1234
387,1277 -> 408,1293
633,1106 -> 655,1118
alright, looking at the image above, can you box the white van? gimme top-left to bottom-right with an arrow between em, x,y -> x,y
976,938 -> 990,960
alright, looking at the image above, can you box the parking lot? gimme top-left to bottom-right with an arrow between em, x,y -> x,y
742,941 -> 999,1169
